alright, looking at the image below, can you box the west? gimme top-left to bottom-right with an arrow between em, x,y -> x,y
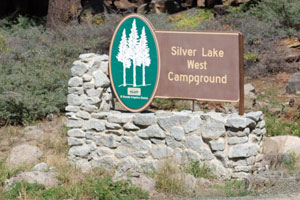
187,60 -> 207,70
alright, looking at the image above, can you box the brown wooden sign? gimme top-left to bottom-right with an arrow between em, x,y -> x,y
154,30 -> 244,115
